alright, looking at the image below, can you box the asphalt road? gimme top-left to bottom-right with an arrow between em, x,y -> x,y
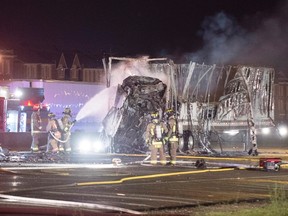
0,152 -> 288,215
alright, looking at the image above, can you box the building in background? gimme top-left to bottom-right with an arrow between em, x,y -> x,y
0,49 -> 106,134
56,52 -> 105,83
0,49 -> 15,80
1,49 -> 106,83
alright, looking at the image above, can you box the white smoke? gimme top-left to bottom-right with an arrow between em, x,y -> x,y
188,12 -> 247,64
76,56 -> 168,122
186,1 -> 288,73
110,56 -> 168,86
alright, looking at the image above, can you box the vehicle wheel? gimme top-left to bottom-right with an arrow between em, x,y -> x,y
180,130 -> 193,152
178,137 -> 184,153
188,135 -> 194,151
274,163 -> 280,172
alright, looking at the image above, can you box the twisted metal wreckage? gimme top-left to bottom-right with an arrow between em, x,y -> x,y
102,57 -> 275,155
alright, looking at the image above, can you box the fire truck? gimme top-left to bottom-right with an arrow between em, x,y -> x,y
0,81 -> 106,151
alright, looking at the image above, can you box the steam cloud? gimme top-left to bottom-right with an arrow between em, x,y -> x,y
186,1 -> 288,74
110,57 -> 168,86
76,57 -> 168,122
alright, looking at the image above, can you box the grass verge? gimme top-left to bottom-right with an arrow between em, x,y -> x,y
203,185 -> 288,216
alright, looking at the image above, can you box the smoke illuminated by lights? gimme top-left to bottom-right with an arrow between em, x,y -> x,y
76,57 -> 168,122
186,2 -> 288,73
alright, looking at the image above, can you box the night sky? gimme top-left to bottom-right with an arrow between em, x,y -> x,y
0,0 -> 287,72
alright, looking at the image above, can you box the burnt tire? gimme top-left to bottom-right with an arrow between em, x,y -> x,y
179,130 -> 194,153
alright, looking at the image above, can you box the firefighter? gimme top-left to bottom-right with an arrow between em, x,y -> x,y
46,112 -> 60,153
165,109 -> 179,165
145,111 -> 168,165
30,104 -> 42,152
57,107 -> 74,153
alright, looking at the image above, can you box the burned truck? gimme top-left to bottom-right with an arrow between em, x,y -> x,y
175,64 -> 274,155
102,75 -> 167,153
102,57 -> 275,155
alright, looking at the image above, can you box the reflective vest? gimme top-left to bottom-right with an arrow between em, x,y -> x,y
150,122 -> 165,148
47,119 -> 61,139
168,117 -> 179,142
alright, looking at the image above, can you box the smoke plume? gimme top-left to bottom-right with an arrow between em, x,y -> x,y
186,1 -> 288,74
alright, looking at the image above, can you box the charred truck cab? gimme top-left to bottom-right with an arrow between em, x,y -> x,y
102,75 -> 167,153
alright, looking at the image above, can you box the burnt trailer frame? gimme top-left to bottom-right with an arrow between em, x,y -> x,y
102,57 -> 275,155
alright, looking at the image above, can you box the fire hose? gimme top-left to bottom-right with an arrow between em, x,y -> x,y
49,131 -> 70,143
49,121 -> 76,143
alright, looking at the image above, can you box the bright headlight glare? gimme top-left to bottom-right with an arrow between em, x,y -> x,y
279,126 -> 288,137
262,127 -> 270,135
77,138 -> 105,153
14,89 -> 23,98
0,89 -> 7,96
93,140 -> 104,152
224,130 -> 239,136
79,139 -> 92,153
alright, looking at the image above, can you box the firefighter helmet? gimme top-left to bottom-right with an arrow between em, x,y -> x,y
62,107 -> 72,117
48,112 -> 56,119
150,112 -> 159,119
165,109 -> 175,117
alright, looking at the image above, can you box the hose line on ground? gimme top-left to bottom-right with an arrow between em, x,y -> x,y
76,167 -> 236,186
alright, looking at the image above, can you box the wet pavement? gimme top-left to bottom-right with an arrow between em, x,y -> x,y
0,151 -> 288,215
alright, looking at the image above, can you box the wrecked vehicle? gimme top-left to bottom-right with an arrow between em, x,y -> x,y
102,75 -> 167,153
102,57 -> 275,155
